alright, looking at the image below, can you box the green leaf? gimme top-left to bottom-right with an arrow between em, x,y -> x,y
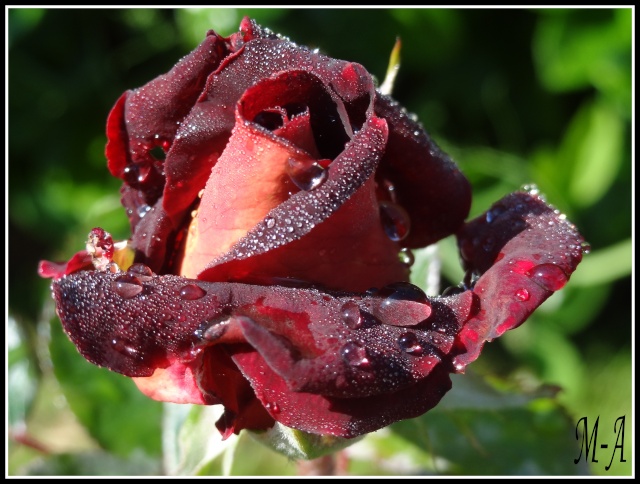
389,373 -> 589,475
570,239 -> 632,287
18,450 -> 160,476
49,317 -> 163,457
566,99 -> 625,208
533,9 -> 632,112
248,423 -> 362,461
164,403 -> 236,476
8,316 -> 38,426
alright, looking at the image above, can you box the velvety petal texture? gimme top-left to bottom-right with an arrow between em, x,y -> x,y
41,18 -> 586,441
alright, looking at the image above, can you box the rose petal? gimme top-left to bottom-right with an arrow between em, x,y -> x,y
132,360 -> 214,405
52,269 -> 476,437
198,115 -> 409,292
234,292 -> 473,399
178,70 -> 350,278
38,250 -> 93,280
232,349 -> 452,438
162,37 -> 377,228
452,191 -> 585,369
106,31 -> 234,220
374,94 -> 472,247
128,198 -> 178,273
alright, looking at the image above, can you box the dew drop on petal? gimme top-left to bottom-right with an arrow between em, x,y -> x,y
265,217 -> 276,229
112,274 -> 143,298
365,287 -> 379,297
341,341 -> 371,369
520,183 -> 540,195
442,285 -> 465,296
398,247 -> 414,267
111,337 -> 138,357
379,201 -> 411,242
485,205 -> 506,223
429,334 -> 444,346
127,263 -> 154,281
452,357 -> 465,373
265,402 -> 281,414
286,157 -> 328,191
379,281 -> 428,305
179,283 -> 207,300
340,300 -> 363,329
581,241 -> 592,254
398,332 -> 423,355
527,263 -> 568,291
515,288 -> 530,301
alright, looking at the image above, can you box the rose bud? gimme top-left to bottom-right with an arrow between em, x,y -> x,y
40,17 -> 586,442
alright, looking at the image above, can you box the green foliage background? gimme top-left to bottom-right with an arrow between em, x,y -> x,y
8,7 -> 632,476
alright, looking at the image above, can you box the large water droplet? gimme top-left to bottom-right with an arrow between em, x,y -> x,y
515,288 -> 530,301
398,332 -> 423,355
127,263 -> 154,282
341,342 -> 371,369
286,157 -> 328,191
375,282 -> 431,326
379,282 -> 428,305
179,284 -> 207,300
340,301 -> 363,329
112,274 -> 143,298
379,201 -> 410,242
527,263 -> 568,291
581,241 -> 592,254
442,285 -> 465,296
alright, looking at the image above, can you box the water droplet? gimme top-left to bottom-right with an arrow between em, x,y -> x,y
286,157 -> 328,191
189,347 -> 203,359
527,264 -> 568,291
379,178 -> 397,203
581,241 -> 591,254
341,342 -> 371,369
398,248 -> 414,267
379,201 -> 410,242
398,332 -> 423,355
127,263 -> 154,281
179,284 -> 207,300
112,274 -> 143,298
429,333 -> 444,346
265,217 -> 276,229
111,338 -> 138,357
515,288 -> 530,301
265,402 -> 281,414
379,282 -> 428,305
485,205 -> 506,223
442,285 -> 464,296
106,262 -> 120,273
520,183 -> 540,195
340,301 -> 363,329
365,287 -> 379,297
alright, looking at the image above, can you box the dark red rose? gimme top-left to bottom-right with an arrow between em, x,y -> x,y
40,18 -> 586,440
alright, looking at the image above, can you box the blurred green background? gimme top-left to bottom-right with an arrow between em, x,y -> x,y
8,8 -> 632,476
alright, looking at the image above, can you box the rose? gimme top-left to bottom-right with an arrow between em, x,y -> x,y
40,17 -> 586,441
